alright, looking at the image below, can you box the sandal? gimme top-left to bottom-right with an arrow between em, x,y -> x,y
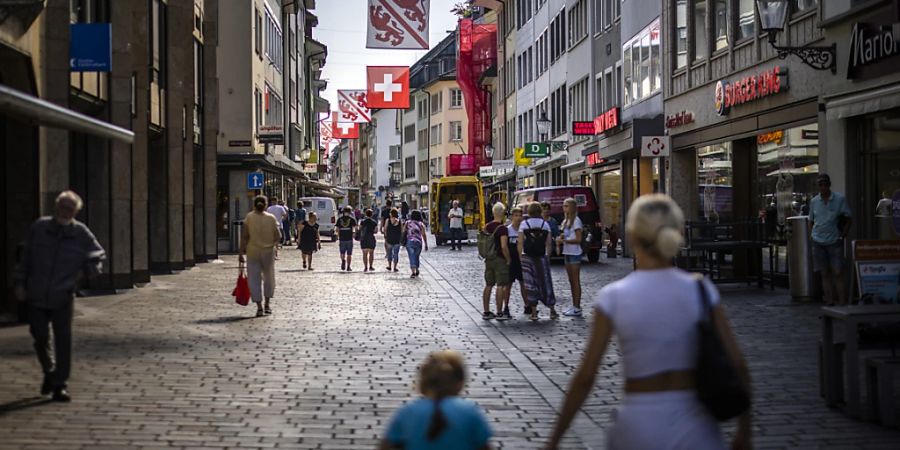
550,309 -> 559,320
530,309 -> 539,321
256,308 -> 265,317
264,305 -> 272,315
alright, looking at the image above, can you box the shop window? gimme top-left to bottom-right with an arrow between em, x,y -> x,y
697,142 -> 733,223
792,0 -> 818,14
600,168 -> 622,229
756,125 -> 819,243
861,111 -> 900,240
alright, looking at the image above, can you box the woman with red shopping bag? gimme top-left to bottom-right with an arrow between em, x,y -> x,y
239,195 -> 282,317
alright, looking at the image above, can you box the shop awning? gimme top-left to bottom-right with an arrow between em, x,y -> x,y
561,159 -> 585,171
0,84 -> 134,144
825,83 -> 900,120
531,152 -> 568,171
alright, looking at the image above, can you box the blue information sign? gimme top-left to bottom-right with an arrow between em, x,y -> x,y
247,172 -> 264,190
70,23 -> 112,72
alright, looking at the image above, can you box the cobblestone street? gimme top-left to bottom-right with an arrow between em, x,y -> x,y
1,239 -> 899,449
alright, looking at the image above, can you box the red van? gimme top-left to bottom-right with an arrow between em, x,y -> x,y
511,186 -> 604,262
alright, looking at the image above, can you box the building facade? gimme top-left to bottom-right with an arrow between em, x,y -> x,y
213,0 -> 327,252
1,0 -> 217,319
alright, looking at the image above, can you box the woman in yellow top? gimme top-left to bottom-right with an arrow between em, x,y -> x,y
239,195 -> 282,317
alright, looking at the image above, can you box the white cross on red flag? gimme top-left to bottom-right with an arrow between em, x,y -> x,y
337,90 -> 371,123
366,0 -> 430,50
332,113 -> 360,139
367,66 -> 410,109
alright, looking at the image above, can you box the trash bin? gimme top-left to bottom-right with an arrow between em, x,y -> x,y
230,220 -> 244,253
787,216 -> 819,300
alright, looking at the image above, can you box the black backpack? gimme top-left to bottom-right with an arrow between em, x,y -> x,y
522,220 -> 549,257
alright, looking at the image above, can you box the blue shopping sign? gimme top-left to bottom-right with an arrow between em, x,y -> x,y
70,23 -> 112,72
247,172 -> 264,190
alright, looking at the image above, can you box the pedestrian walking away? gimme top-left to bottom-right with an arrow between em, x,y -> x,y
337,206 -> 358,271
266,197 -> 289,253
295,200 -> 308,231
297,212 -> 321,270
558,198 -> 584,317
379,351 -> 492,450
359,208 -> 379,272
240,195 -> 282,317
506,206 -> 526,320
546,194 -> 752,450
284,201 -> 295,245
384,209 -> 403,272
403,210 -> 428,278
380,199 -> 393,236
809,173 -> 852,306
448,200 -> 466,251
519,202 -> 557,321
479,202 -> 511,320
13,190 -> 106,402
401,200 -> 410,221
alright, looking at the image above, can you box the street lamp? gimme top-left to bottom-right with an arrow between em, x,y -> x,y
301,146 -> 311,161
757,0 -> 836,73
536,110 -> 551,137
484,144 -> 495,159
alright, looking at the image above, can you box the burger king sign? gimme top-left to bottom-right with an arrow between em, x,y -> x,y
714,66 -> 788,116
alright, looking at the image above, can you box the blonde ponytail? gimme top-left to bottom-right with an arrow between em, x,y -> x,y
625,194 -> 685,260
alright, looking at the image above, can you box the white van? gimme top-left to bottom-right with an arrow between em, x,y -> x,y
300,197 -> 338,241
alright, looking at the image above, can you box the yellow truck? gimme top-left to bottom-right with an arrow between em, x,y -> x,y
428,176 -> 486,246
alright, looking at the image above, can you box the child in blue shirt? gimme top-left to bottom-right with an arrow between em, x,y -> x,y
380,351 -> 492,450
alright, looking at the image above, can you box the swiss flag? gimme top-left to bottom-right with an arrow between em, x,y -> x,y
332,113 -> 359,139
367,66 -> 410,109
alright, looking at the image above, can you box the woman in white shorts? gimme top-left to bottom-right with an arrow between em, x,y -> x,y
546,194 -> 752,450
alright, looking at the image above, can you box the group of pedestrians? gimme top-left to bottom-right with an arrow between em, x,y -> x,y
381,194 -> 752,450
263,196 -> 307,247
480,199 -> 584,321
333,204 -> 428,276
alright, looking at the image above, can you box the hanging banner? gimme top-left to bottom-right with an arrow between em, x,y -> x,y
332,113 -> 360,139
367,66 -> 411,109
514,147 -> 532,166
337,90 -> 371,123
367,0 -> 430,50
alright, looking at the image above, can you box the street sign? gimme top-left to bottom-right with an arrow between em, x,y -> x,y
247,172 -> 264,190
641,136 -> 671,157
70,24 -> 112,72
228,140 -> 252,147
493,159 -> 514,170
259,125 -> 284,145
523,142 -> 549,158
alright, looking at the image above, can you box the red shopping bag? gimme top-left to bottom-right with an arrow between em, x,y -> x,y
232,261 -> 250,306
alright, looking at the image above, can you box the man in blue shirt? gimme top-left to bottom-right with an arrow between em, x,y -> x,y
809,173 -> 852,306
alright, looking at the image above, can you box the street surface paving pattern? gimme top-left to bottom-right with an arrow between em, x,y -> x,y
1,237 -> 900,449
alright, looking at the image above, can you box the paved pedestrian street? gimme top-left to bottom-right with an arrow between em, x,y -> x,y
1,239 -> 899,449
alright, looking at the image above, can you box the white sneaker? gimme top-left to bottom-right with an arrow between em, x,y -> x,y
563,307 -> 583,317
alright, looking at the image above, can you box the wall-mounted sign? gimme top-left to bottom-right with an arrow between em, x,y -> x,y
258,125 -> 284,145
572,121 -> 596,136
585,151 -> 604,167
757,130 -> 784,145
714,66 -> 788,116
514,147 -> 532,166
229,140 -> 252,147
665,111 -> 694,128
523,142 -> 549,158
640,136 -> 671,157
70,23 -> 112,72
848,22 -> 900,79
302,163 -> 318,173
593,107 -> 620,134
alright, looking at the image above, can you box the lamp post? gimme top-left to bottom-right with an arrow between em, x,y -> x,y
537,110 -> 551,142
757,0 -> 836,73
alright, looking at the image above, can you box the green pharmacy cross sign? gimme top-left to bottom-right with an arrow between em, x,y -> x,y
523,142 -> 549,158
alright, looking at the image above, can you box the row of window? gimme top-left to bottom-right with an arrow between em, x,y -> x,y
568,0 -> 588,47
674,0 -> 818,69
516,0 -> 549,29
623,18 -> 661,106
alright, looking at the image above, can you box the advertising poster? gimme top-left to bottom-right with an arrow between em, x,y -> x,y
854,240 -> 900,304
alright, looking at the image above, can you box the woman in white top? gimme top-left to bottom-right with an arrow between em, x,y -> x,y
546,194 -> 751,450
556,198 -> 584,317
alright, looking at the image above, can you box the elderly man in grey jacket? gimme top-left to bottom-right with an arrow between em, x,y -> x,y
14,190 -> 105,402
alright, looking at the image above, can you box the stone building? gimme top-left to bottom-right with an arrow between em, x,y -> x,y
0,0 -> 217,320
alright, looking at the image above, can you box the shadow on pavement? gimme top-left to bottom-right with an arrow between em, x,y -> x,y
192,316 -> 258,324
0,397 -> 53,416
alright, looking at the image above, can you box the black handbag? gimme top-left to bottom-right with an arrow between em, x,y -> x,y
695,279 -> 751,421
